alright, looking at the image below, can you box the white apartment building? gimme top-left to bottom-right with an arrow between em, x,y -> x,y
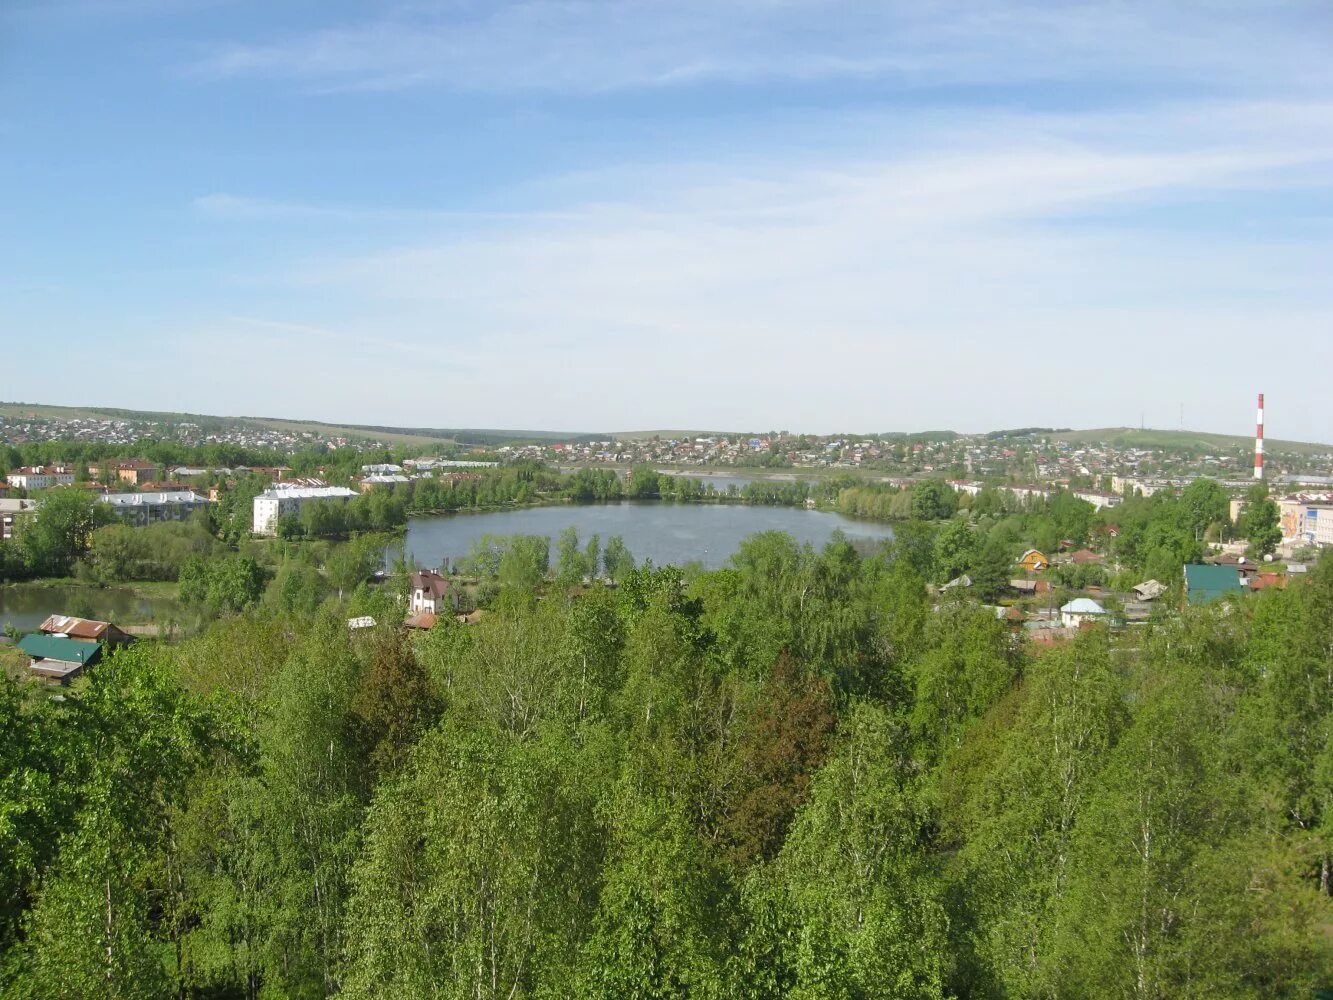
100,491 -> 213,526
6,465 -> 76,490
252,485 -> 358,535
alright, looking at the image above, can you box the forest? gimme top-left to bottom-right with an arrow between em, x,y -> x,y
2,526 -> 1331,998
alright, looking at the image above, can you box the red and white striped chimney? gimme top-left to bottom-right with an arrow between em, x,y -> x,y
1254,392 -> 1265,480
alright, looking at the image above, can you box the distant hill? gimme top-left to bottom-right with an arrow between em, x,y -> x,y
0,402 -> 604,449
1047,427 -> 1333,456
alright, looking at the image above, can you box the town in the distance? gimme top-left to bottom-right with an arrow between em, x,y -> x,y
0,393 -> 1325,683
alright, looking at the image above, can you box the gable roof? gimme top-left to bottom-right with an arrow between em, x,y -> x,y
39,615 -> 112,640
410,570 -> 451,599
1184,564 -> 1246,604
1060,598 -> 1107,615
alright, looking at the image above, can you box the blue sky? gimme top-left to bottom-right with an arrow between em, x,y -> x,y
2,1 -> 1332,439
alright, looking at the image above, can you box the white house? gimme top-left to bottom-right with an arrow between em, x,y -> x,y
1060,598 -> 1109,628
409,570 -> 453,614
6,465 -> 76,490
252,485 -> 359,535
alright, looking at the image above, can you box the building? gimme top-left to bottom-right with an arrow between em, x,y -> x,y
6,465 -> 76,490
1132,580 -> 1167,601
100,459 -> 163,486
1016,549 -> 1050,572
1184,564 -> 1246,605
100,491 -> 212,526
38,614 -> 133,647
1069,548 -> 1104,565
18,633 -> 103,684
0,498 -> 37,540
409,570 -> 454,614
1060,598 -> 1109,628
1072,489 -> 1122,510
252,485 -> 359,535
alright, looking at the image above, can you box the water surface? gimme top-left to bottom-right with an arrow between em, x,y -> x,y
402,502 -> 895,571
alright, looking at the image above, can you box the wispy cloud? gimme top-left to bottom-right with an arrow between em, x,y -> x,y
191,1 -> 1333,96
220,98 -> 1333,431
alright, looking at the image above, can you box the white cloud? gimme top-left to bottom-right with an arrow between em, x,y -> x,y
191,0 -> 1333,96
185,99 -> 1333,433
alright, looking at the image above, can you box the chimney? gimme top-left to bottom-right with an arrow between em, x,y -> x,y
1254,392 -> 1264,480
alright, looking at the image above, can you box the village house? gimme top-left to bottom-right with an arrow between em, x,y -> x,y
17,616 -> 132,685
409,569 -> 454,615
1060,598 -> 1109,628
1016,549 -> 1050,572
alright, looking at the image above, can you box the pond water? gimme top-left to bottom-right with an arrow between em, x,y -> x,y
0,585 -> 181,633
401,502 -> 895,571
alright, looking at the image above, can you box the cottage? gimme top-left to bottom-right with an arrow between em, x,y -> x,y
1016,549 -> 1050,572
409,570 -> 454,615
1060,598 -> 1109,628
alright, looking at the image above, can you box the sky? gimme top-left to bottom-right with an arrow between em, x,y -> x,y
2,1 -> 1332,438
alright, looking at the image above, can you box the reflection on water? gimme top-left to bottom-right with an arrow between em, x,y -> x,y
0,585 -> 181,633
402,502 -> 895,571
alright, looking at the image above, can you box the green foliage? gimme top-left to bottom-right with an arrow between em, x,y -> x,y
2,533 -> 1333,998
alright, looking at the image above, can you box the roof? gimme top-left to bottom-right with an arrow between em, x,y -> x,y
1184,563 -> 1246,604
403,612 -> 438,630
1010,579 -> 1039,593
347,616 -> 377,629
101,491 -> 211,506
18,633 -> 102,670
257,486 -> 358,500
410,570 -> 452,599
1060,598 -> 1107,614
39,615 -> 112,640
1133,580 -> 1167,600
1069,549 -> 1103,564
1017,549 -> 1048,563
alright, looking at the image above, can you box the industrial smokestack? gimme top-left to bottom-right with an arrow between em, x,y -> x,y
1254,392 -> 1265,480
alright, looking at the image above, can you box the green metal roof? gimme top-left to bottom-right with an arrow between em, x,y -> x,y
1184,564 -> 1245,605
18,633 -> 102,665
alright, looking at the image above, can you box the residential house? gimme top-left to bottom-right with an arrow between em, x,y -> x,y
409,570 -> 454,614
252,485 -> 358,535
100,491 -> 213,526
1016,549 -> 1050,572
18,633 -> 103,684
6,465 -> 76,490
1184,563 -> 1246,605
1060,598 -> 1109,628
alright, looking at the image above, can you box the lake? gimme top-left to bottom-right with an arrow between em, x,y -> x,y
401,502 -> 895,571
0,585 -> 181,633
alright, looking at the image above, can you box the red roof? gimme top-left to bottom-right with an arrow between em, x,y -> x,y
410,570 -> 451,600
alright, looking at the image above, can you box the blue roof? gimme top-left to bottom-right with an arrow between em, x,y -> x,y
18,633 -> 101,665
1184,564 -> 1246,605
